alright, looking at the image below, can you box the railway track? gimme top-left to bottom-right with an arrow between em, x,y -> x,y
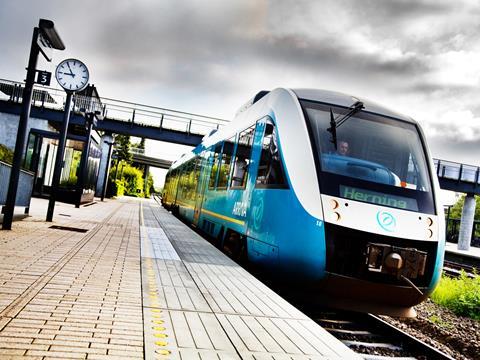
443,259 -> 478,278
311,309 -> 454,360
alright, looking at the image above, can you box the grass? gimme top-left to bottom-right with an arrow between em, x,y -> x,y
0,143 -> 14,164
427,314 -> 454,329
431,271 -> 480,320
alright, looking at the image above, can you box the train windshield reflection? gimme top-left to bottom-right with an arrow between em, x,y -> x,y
302,101 -> 432,193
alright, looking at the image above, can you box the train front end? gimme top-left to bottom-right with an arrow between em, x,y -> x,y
298,92 -> 445,316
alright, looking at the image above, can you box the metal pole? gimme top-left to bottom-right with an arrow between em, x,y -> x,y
2,27 -> 40,230
114,160 -> 119,181
101,141 -> 114,201
46,92 -> 73,221
144,165 -> 150,197
446,205 -> 451,241
76,114 -> 93,208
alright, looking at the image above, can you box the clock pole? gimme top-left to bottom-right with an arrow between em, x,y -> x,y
46,91 -> 74,222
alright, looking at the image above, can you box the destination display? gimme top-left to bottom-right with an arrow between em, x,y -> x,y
340,185 -> 419,211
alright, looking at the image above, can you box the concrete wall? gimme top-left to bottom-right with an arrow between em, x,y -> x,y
0,112 -> 57,151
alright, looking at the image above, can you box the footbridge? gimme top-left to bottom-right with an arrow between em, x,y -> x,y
130,148 -> 172,169
0,78 -> 228,146
434,159 -> 480,195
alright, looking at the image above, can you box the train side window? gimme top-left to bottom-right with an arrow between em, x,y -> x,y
217,136 -> 235,189
231,125 -> 255,189
256,119 -> 288,188
208,143 -> 222,189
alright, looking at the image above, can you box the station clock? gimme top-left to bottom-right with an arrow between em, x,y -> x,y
55,58 -> 89,92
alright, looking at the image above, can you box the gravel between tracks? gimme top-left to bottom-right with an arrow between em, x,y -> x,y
381,299 -> 480,360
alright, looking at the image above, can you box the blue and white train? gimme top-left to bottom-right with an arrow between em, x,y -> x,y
162,88 -> 445,316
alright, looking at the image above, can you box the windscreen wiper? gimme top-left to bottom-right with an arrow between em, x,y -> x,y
328,101 -> 364,150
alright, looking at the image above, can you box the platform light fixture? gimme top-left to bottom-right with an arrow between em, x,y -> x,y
2,19 -> 64,230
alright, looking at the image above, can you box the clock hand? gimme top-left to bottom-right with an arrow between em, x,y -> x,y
66,63 -> 76,77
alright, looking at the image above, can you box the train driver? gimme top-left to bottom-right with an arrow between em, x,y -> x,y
337,140 -> 350,156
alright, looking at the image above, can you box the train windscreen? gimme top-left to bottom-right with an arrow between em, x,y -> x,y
301,100 -> 435,214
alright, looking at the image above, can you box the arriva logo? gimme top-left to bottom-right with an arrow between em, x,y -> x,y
376,211 -> 396,232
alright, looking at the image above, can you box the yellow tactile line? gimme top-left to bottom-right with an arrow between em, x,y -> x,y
141,202 -> 172,358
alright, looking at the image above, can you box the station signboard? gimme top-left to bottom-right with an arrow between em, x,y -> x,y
35,70 -> 51,86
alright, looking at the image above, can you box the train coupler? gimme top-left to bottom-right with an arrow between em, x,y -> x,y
365,243 -> 427,279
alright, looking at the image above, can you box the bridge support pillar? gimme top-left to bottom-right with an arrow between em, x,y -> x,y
95,133 -> 114,199
458,193 -> 476,251
144,165 -> 150,197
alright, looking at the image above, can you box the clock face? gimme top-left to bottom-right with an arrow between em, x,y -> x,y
55,59 -> 89,92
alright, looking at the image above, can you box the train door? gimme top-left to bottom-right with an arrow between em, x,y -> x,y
246,117 -> 288,260
193,152 -> 208,226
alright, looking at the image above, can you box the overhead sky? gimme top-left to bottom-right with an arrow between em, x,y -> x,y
0,0 -> 479,192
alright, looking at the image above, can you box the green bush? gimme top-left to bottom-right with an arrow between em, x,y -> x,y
0,144 -> 14,164
122,164 -> 144,197
107,158 -> 155,199
431,272 -> 480,320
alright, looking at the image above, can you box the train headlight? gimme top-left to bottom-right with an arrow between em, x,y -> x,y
330,199 -> 339,209
332,212 -> 341,222
426,217 -> 434,238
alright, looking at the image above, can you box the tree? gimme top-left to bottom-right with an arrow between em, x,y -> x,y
115,134 -> 132,163
138,138 -> 145,150
448,195 -> 480,220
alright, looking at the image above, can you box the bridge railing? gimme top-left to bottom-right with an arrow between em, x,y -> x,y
129,147 -> 145,155
0,78 -> 229,136
434,158 -> 480,184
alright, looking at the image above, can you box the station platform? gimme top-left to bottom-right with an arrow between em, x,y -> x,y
445,241 -> 480,260
0,197 -> 359,359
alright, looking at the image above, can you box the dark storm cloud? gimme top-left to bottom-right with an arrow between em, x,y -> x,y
88,1 -> 435,96
400,82 -> 475,96
345,0 -> 452,21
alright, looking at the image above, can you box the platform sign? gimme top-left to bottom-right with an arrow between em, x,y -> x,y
35,70 -> 51,86
37,32 -> 53,61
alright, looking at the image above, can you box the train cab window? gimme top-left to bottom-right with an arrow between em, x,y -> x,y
217,136 -> 235,189
231,125 -> 255,189
256,119 -> 288,188
208,143 -> 222,189
301,100 -> 435,213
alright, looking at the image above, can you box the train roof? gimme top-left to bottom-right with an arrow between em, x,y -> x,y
291,88 -> 415,124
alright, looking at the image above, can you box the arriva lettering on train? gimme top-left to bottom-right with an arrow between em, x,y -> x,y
340,186 -> 418,211
232,201 -> 247,217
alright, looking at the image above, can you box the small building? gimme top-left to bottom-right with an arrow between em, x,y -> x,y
0,82 -> 104,206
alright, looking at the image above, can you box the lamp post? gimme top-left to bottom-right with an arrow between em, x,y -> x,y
2,19 -> 64,230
